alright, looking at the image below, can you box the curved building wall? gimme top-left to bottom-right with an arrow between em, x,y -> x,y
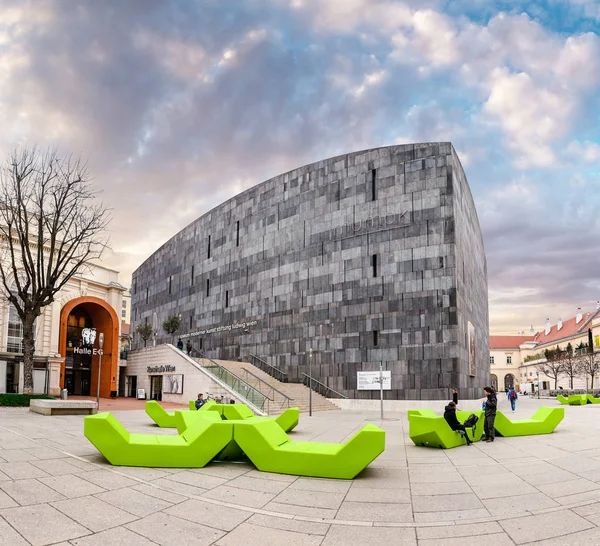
132,143 -> 489,400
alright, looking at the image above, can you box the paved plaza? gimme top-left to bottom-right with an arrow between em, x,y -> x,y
2,396 -> 600,544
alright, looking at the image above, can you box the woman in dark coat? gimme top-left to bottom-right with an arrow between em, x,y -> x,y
483,386 -> 497,442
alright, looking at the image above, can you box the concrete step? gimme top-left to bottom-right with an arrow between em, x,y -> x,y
196,357 -> 340,414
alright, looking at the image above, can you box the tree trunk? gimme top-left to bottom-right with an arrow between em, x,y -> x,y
21,313 -> 36,395
554,377 -> 558,389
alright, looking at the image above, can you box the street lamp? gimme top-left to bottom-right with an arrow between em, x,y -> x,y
308,347 -> 313,417
96,333 -> 104,410
536,371 -> 540,399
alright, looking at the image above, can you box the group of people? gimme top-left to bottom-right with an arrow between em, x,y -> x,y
176,338 -> 193,355
444,385 -> 518,445
195,393 -> 232,409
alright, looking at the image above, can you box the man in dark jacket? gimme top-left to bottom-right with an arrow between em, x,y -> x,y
483,387 -> 497,442
443,401 -> 473,445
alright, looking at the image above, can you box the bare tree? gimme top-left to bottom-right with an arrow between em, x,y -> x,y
536,360 -> 564,389
0,148 -> 110,394
561,344 -> 581,389
579,352 -> 599,392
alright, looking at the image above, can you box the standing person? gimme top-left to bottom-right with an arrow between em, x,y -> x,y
443,401 -> 473,445
177,338 -> 184,351
507,386 -> 518,412
195,393 -> 206,410
186,340 -> 193,355
452,388 -> 458,405
483,386 -> 497,442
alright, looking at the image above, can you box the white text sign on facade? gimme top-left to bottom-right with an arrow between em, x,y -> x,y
357,371 -> 391,390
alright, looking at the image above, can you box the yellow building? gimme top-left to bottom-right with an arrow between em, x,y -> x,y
490,306 -> 600,392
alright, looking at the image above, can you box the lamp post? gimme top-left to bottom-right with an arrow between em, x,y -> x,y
536,371 -> 540,399
95,333 -> 104,410
308,347 -> 313,417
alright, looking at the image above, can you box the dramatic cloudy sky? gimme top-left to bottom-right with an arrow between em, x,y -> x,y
1,0 -> 599,334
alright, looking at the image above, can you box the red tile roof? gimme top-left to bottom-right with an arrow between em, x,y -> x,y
490,335 -> 536,349
533,310 -> 600,346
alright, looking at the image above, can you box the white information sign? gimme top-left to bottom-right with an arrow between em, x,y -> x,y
137,389 -> 146,400
357,371 -> 391,391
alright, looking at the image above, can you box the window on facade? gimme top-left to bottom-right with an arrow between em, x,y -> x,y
206,278 -> 210,297
490,356 -> 494,365
507,355 -> 512,364
199,338 -> 203,350
133,280 -> 137,294
146,288 -> 149,304
370,169 -> 377,201
7,304 -> 24,353
236,221 -> 240,247
191,265 -> 194,286
189,315 -> 193,329
225,290 -> 229,308
122,300 -> 127,309
373,330 -> 379,347
372,254 -> 378,277
168,275 -> 172,295
121,309 -> 126,318
208,235 -> 211,259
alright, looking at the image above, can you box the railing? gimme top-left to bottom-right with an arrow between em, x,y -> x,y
302,373 -> 348,399
202,357 -> 267,411
239,367 -> 293,410
249,354 -> 288,383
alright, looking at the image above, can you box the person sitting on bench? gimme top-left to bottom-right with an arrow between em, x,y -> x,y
443,401 -> 473,445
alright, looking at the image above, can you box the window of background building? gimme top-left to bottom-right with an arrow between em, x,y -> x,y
121,309 -> 126,318
372,254 -> 378,277
7,304 -> 36,353
507,355 -> 512,364
206,278 -> 210,297
191,265 -> 194,286
373,330 -> 379,346
122,300 -> 126,308
490,356 -> 494,365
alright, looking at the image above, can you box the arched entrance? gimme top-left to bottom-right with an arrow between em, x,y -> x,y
504,373 -> 516,391
490,374 -> 498,392
59,297 -> 119,398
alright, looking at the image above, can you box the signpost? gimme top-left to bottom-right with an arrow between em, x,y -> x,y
95,332 -> 104,409
357,364 -> 391,420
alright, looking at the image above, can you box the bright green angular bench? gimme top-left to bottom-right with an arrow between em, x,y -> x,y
568,394 -> 588,405
557,395 -> 569,405
84,411 -> 232,467
148,400 -> 299,433
232,418 -> 385,479
494,407 -> 564,437
587,395 -> 600,404
408,409 -> 485,448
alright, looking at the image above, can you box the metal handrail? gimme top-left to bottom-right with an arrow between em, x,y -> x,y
301,373 -> 348,399
240,367 -> 293,409
201,357 -> 267,411
249,354 -> 288,383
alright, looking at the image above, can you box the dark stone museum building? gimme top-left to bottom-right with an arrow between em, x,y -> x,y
132,143 -> 489,400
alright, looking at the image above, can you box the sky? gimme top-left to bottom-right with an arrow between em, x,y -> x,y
0,0 -> 599,335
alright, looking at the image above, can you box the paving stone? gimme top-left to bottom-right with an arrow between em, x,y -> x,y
248,513 -> 330,535
132,483 -> 188,504
69,526 -> 156,545
336,501 -> 413,523
471,481 -> 538,499
51,496 -> 138,532
0,504 -> 89,545
532,527 -> 600,545
225,475 -> 291,494
416,521 -> 504,539
412,493 -> 484,512
418,532 -> 514,545
345,486 -> 410,503
410,481 -> 472,496
0,449 -> 39,462
482,492 -> 559,516
263,501 -> 338,519
215,522 -> 322,545
0,478 -> 66,506
165,498 -> 252,531
537,478 -> 600,498
40,475 -> 106,498
408,469 -> 464,483
0,462 -> 49,480
126,512 -> 225,545
0,514 -> 29,545
161,470 -> 228,490
499,510 -> 594,544
322,525 -> 417,545
273,488 -> 345,510
150,477 -> 209,497
76,469 -> 139,490
96,487 -> 174,517
203,484 -> 275,508
0,489 -> 18,509
191,464 -> 253,480
30,458 -> 87,476
414,509 -> 491,523
287,477 -> 352,494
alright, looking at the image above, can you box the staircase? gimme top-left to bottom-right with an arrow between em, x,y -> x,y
196,358 -> 340,414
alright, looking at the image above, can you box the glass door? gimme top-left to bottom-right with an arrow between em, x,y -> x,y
150,375 -> 163,401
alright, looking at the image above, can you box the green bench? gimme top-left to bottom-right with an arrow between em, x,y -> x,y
145,400 -> 300,433
84,411 -> 385,478
557,394 -> 593,405
494,407 -> 564,436
408,409 -> 485,448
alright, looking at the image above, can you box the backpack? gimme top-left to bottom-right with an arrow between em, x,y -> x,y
463,413 -> 478,428
510,390 -> 517,400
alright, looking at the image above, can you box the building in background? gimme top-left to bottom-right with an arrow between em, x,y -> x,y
0,264 -> 126,397
490,305 -> 600,391
121,289 -> 131,324
131,143 -> 489,400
